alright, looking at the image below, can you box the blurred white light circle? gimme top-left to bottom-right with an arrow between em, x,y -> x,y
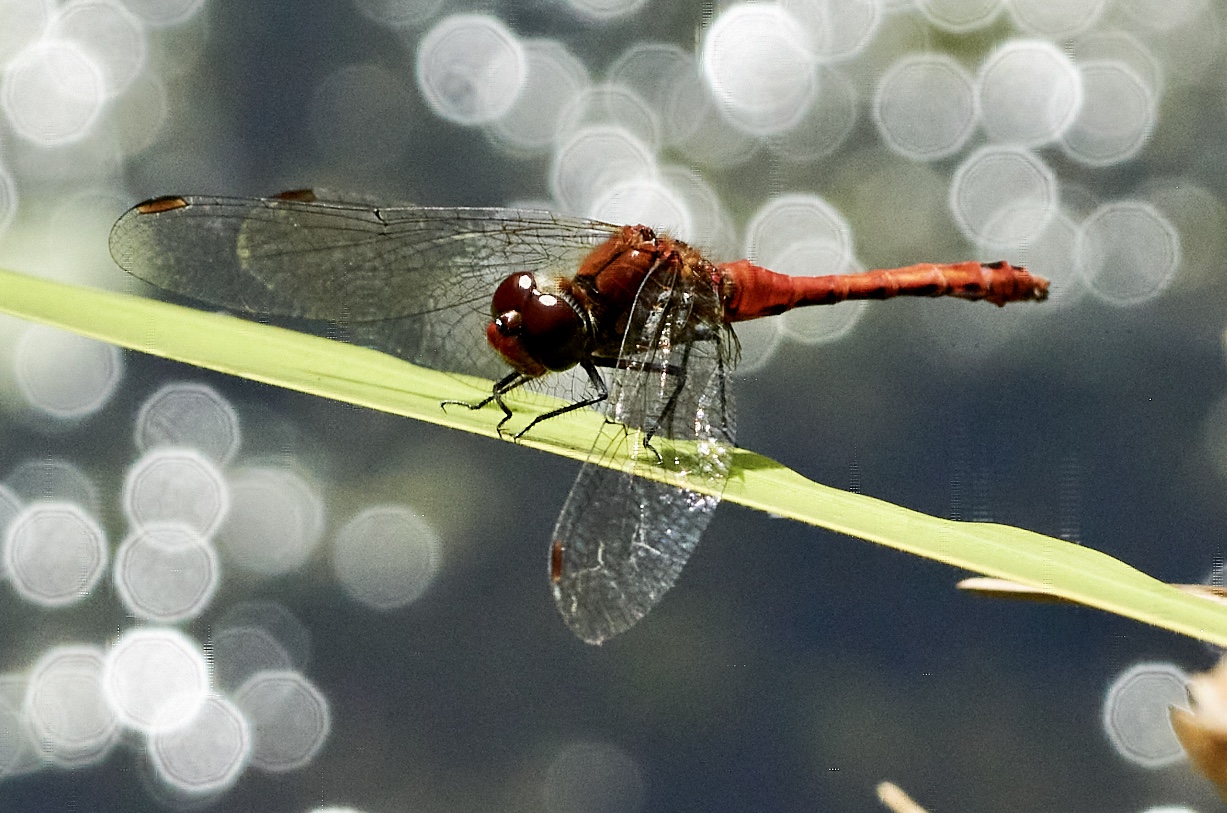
781,0 -> 882,62
1077,200 -> 1180,307
607,41 -> 689,115
135,381 -> 241,465
113,522 -> 220,623
0,482 -> 19,517
0,163 -> 15,238
235,670 -> 331,772
0,483 -> 21,573
588,178 -> 693,243
915,0 -> 1003,32
613,42 -> 760,170
976,39 -> 1083,147
544,741 -> 645,813
0,674 -> 45,777
5,501 -> 106,607
215,466 -> 325,576
873,54 -> 975,161
701,3 -> 817,136
1103,661 -> 1189,767
0,705 -> 21,777
555,83 -> 660,153
309,63 -> 414,170
658,164 -> 736,260
765,239 -> 847,279
563,0 -> 648,22
148,692 -> 251,796
1058,61 -> 1156,167
123,447 -> 229,537
769,66 -> 858,163
1071,30 -> 1164,95
25,645 -> 118,767
2,38 -> 105,146
770,244 -> 867,345
0,0 -> 52,63
1141,179 -> 1225,291
103,626 -> 210,734
333,505 -> 442,611
211,601 -> 311,692
5,457 -> 100,514
415,13 -> 526,126
949,146 -> 1057,249
352,0 -> 445,28
744,194 -> 853,272
661,60 -> 759,168
487,39 -> 590,154
14,324 -> 122,419
210,627 -> 295,694
1006,0 -> 1104,38
115,0 -> 204,27
0,689 -> 34,777
53,0 -> 147,98
550,125 -> 657,215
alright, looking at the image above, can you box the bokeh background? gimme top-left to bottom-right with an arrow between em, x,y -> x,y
1,0 -> 1227,810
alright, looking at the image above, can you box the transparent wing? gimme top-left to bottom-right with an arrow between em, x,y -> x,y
108,194 -> 619,379
111,191 -> 738,644
551,264 -> 736,644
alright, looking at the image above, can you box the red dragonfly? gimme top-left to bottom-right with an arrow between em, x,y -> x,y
110,190 -> 1048,644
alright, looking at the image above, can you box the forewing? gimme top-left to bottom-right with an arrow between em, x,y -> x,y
551,267 -> 736,644
108,194 -> 617,378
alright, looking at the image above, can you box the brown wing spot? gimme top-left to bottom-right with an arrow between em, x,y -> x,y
551,540 -> 564,583
135,195 -> 189,214
274,188 -> 317,202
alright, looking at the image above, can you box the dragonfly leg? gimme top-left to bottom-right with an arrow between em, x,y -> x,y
634,336 -> 726,463
512,361 -> 609,439
596,354 -> 689,466
441,371 -> 529,437
642,339 -> 695,453
712,352 -> 735,445
639,435 -> 665,466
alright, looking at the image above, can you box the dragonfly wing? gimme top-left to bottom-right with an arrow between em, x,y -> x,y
108,194 -> 617,378
551,440 -> 723,644
110,195 -> 315,315
551,267 -> 736,644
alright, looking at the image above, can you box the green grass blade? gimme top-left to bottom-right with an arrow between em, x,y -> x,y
3,266 -> 1226,646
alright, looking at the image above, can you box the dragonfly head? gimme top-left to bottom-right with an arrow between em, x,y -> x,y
488,272 -> 589,376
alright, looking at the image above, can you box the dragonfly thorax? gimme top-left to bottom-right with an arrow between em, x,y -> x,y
487,271 -> 590,376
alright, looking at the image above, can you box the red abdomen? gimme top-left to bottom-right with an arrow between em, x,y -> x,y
719,259 -> 1049,322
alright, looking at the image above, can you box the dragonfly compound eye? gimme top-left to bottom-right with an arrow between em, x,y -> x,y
518,290 -> 587,372
486,272 -> 588,375
491,271 -> 536,318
